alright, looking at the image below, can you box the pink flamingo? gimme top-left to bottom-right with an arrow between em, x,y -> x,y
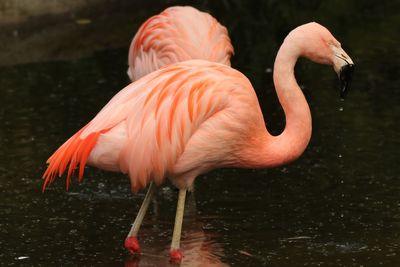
42,22 -> 354,262
127,6 -> 234,81
124,6 -> 234,258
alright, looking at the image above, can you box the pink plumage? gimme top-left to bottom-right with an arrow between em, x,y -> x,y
43,60 -> 261,192
43,23 -> 354,193
127,6 -> 234,81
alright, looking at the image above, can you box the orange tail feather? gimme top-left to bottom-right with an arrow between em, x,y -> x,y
42,126 -> 107,191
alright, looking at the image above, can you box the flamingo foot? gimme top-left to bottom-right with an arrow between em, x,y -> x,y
124,236 -> 141,254
169,249 -> 183,263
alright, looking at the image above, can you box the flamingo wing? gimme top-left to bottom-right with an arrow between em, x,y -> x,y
43,60 -> 255,192
128,6 -> 234,80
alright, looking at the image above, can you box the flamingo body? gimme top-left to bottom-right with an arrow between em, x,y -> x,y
43,23 -> 354,193
44,60 -> 264,191
127,6 -> 234,81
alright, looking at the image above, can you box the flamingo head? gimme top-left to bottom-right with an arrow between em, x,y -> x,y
287,22 -> 355,98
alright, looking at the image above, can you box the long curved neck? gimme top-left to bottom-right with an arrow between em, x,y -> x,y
267,38 -> 312,166
248,38 -> 312,168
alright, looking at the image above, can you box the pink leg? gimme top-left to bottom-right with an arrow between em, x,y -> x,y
125,182 -> 157,254
169,189 -> 187,263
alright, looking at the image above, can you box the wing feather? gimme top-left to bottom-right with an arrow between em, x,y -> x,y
44,60 -> 252,192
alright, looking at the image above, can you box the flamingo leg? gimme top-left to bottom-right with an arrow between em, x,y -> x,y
169,188 -> 187,262
124,181 -> 157,254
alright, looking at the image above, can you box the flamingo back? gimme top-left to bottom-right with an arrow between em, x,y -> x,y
127,6 -> 234,81
43,60 -> 259,192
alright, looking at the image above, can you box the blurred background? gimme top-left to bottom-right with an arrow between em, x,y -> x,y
0,0 -> 399,266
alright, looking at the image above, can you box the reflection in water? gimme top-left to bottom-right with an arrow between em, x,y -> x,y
124,191 -> 228,266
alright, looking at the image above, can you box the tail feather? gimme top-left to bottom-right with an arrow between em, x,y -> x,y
42,126 -> 108,191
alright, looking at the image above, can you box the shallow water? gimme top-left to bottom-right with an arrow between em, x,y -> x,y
1,1 -> 399,266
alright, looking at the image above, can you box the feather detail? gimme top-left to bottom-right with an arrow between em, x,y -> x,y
43,60 -> 255,192
42,126 -> 110,191
128,6 -> 234,81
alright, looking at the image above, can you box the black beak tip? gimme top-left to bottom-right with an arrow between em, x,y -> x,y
339,64 -> 354,99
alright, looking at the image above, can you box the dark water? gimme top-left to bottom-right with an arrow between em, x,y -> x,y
1,1 -> 399,266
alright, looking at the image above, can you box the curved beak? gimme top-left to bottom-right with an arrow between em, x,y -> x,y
339,63 -> 354,98
332,46 -> 354,98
